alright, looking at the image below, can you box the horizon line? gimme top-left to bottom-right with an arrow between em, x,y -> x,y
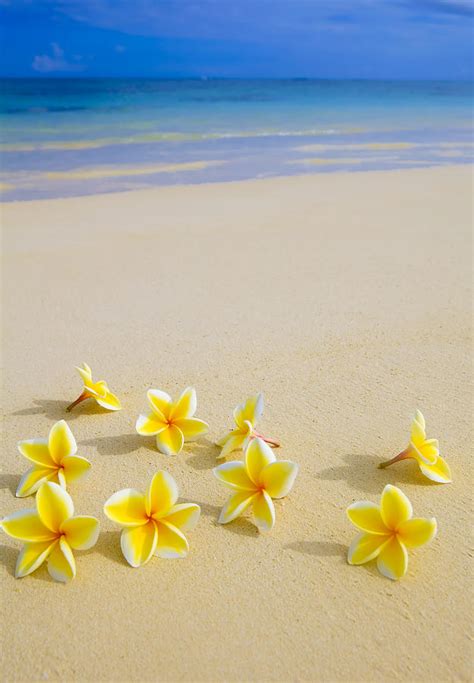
1,75 -> 473,83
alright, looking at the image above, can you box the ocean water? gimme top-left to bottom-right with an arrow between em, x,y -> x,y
0,78 -> 472,201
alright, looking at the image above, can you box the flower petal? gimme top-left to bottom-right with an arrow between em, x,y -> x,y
260,461 -> 298,499
419,438 -> 439,461
88,380 -> 108,398
61,516 -> 100,550
37,482 -> 74,533
414,409 -> 425,430
47,537 -> 76,582
380,485 -> 412,530
216,431 -> 232,447
155,521 -> 189,558
121,520 -> 157,567
346,501 -> 388,535
162,503 -> 201,532
377,536 -> 408,580
147,471 -> 179,518
58,469 -> 67,488
155,425 -> 184,456
17,439 -> 55,468
61,455 -> 91,484
347,532 -> 390,565
147,389 -> 172,420
397,517 -> 437,548
418,455 -> 452,484
171,386 -> 197,420
245,437 -> 276,486
252,491 -> 275,531
411,441 -> 438,465
103,488 -> 148,527
216,433 -> 246,459
1,509 -> 55,542
411,411 -> 426,446
15,540 -> 56,578
48,420 -> 77,463
76,363 -> 92,384
16,466 -> 56,498
173,417 -> 208,440
234,393 -> 264,429
218,491 -> 257,524
213,462 -> 256,491
84,386 -> 100,398
136,412 -> 168,436
96,391 -> 121,411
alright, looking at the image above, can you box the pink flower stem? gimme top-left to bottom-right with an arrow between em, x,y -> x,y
378,447 -> 411,469
66,391 -> 89,412
253,431 -> 280,448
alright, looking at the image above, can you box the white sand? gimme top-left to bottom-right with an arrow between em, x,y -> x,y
1,166 -> 472,681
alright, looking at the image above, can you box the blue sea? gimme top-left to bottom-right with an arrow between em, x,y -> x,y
0,79 -> 472,201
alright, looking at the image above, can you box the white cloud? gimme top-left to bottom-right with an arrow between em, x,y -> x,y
32,42 -> 85,73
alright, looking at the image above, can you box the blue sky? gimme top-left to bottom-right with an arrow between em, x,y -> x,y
0,0 -> 473,79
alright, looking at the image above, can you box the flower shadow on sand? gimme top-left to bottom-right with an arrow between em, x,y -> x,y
11,398 -> 106,422
318,453 -> 434,495
185,439 -> 221,471
183,498 -> 258,538
94,531 -> 125,567
284,541 -> 382,578
285,540 -> 346,558
0,544 -> 55,582
0,544 -> 17,576
0,473 -> 19,496
82,433 -> 151,456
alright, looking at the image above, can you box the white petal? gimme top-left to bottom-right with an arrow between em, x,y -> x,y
170,386 -> 197,420
147,389 -> 172,419
252,491 -> 275,531
48,420 -> 77,463
47,538 -> 76,582
120,521 -> 158,567
218,491 -> 257,524
245,437 -> 276,486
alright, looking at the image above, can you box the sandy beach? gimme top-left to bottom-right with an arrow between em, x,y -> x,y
1,166 -> 472,682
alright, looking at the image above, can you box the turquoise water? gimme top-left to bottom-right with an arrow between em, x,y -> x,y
0,79 -> 472,200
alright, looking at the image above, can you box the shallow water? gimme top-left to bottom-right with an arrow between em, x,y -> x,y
1,78 -> 472,200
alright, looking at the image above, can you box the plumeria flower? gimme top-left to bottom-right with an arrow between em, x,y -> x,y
216,393 -> 280,460
1,481 -> 99,581
136,387 -> 208,455
66,362 -> 121,412
16,420 -> 91,498
347,484 -> 437,580
103,471 -> 200,567
213,437 -> 298,532
379,410 -> 452,483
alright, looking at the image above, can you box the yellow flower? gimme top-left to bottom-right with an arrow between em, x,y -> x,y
213,437 -> 298,531
16,420 -> 91,498
216,393 -> 280,459
136,387 -> 208,455
103,471 -> 201,567
1,481 -> 99,581
66,362 -> 121,412
379,410 -> 452,483
347,484 -> 437,580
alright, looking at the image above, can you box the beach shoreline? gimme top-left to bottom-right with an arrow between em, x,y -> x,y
1,165 -> 472,682
1,78 -> 473,202
2,159 -> 473,205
